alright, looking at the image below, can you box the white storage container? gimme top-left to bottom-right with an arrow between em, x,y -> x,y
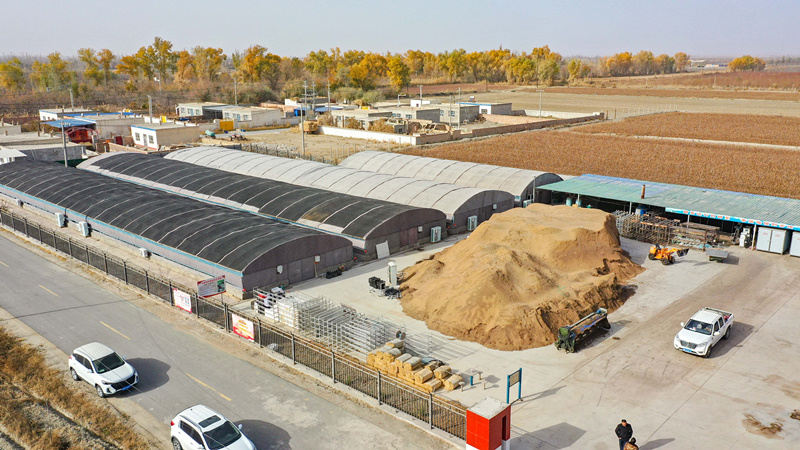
769,229 -> 790,254
789,231 -> 800,257
756,227 -> 772,252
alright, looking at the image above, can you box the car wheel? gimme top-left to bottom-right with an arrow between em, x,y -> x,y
172,437 -> 183,450
95,385 -> 106,398
704,345 -> 712,358
70,368 -> 79,381
723,326 -> 731,340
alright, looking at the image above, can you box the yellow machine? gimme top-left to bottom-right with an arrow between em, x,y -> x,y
648,244 -> 689,265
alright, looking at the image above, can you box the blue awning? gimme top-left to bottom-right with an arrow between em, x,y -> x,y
44,119 -> 94,128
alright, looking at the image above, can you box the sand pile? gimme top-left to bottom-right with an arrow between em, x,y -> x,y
399,204 -> 644,350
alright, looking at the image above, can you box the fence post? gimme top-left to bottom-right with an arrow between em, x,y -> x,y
67,238 -> 73,258
84,245 -> 90,264
23,217 -> 28,236
223,303 -> 230,332
331,350 -> 336,383
168,281 -> 174,305
291,333 -> 296,365
195,295 -> 200,318
257,319 -> 262,348
429,393 -> 434,430
144,270 -> 150,294
103,253 -> 108,274
122,261 -> 128,284
377,372 -> 382,405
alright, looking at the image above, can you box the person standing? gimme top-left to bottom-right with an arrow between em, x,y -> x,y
615,419 -> 633,450
624,437 -> 639,450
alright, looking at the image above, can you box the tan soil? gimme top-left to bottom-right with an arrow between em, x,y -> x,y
743,414 -> 784,439
399,204 -> 643,351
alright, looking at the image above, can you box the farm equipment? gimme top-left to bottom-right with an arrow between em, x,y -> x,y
706,248 -> 729,262
648,244 -> 689,265
303,120 -> 319,134
555,308 -> 611,353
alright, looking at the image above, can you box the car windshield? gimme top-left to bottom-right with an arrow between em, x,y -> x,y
93,353 -> 125,374
685,319 -> 712,335
203,421 -> 241,450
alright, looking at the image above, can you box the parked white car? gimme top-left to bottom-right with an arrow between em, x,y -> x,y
674,307 -> 734,358
171,405 -> 256,450
68,342 -> 138,397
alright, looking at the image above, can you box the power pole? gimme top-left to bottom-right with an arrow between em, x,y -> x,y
147,95 -> 153,122
301,81 -> 307,155
68,88 -> 74,110
457,87 -> 461,130
234,74 -> 238,106
538,90 -> 543,118
60,120 -> 68,168
419,85 -> 422,102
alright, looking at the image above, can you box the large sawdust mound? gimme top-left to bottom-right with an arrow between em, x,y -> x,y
400,204 -> 644,351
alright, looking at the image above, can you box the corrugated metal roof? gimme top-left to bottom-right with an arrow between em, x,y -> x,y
44,119 -> 94,128
541,174 -> 800,231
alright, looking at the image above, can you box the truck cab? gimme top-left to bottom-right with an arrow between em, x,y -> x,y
674,307 -> 734,358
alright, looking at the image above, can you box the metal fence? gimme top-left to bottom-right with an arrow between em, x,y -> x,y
0,208 -> 468,440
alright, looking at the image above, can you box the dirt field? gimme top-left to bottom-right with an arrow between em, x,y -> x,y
470,89 -> 800,117
590,70 -> 800,90
538,86 -> 800,102
575,112 -> 800,147
233,129 -> 407,164
406,129 -> 800,199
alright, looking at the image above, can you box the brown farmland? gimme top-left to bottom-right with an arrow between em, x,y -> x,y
537,86 -> 800,102
575,112 -> 800,147
594,70 -> 800,91
407,131 -> 800,199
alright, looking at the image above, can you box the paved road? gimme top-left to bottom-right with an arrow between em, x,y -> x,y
0,234 -> 446,450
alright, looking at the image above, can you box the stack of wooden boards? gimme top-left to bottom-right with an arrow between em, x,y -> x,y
366,339 -> 463,393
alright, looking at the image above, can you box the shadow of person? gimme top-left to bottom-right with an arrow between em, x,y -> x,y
640,437 -> 675,449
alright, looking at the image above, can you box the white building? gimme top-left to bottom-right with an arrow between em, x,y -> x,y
176,102 -> 228,119
39,108 -> 98,121
131,123 -> 201,151
222,106 -> 284,128
0,148 -> 26,165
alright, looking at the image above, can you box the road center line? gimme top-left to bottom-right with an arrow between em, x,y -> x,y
38,285 -> 59,297
186,373 -> 231,401
100,321 -> 131,340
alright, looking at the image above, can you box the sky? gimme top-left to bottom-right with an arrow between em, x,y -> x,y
3,0 -> 798,59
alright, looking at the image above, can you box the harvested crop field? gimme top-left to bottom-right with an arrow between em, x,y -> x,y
407,130 -> 800,199
575,112 -> 800,147
536,86 -> 800,102
595,70 -> 800,91
399,205 -> 643,351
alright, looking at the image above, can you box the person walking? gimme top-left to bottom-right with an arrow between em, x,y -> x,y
615,419 -> 633,450
624,437 -> 639,450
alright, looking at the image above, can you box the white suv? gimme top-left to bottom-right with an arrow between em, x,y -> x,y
68,342 -> 138,397
171,405 -> 256,450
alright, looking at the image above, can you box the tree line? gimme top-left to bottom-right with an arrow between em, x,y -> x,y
0,37 -> 769,104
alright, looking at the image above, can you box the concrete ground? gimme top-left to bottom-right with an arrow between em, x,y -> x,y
292,237 -> 800,449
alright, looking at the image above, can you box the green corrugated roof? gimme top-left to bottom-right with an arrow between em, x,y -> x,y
541,174 -> 800,231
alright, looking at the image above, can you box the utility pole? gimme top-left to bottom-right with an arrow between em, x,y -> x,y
147,95 -> 153,122
327,80 -> 331,115
234,74 -> 238,106
301,81 -> 307,155
448,95 -> 452,129
311,82 -> 317,119
60,120 -> 68,168
419,85 -> 422,102
538,89 -> 543,118
457,87 -> 461,130
68,88 -> 74,110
